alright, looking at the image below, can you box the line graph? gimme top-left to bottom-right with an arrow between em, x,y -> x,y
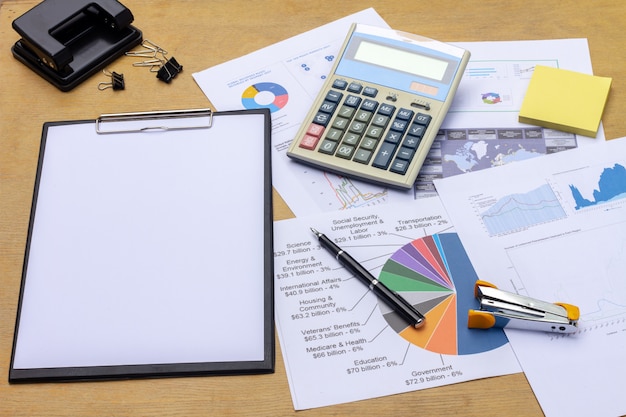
323,172 -> 388,210
294,168 -> 389,212
473,183 -> 566,236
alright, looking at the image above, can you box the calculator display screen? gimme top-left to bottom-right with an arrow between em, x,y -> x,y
353,40 -> 449,81
336,32 -> 463,101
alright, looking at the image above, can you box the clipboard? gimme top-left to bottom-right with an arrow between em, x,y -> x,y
9,108 -> 274,382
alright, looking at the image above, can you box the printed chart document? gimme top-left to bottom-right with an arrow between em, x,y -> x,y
273,197 -> 520,409
195,32 -> 604,215
434,137 -> 626,417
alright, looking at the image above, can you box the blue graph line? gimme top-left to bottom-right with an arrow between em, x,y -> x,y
481,184 -> 566,235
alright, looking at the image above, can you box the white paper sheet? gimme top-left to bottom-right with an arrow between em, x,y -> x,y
434,137 -> 626,417
273,197 -> 521,409
13,113 -> 270,374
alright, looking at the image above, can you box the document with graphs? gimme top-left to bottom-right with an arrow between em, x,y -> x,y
273,196 -> 520,409
434,137 -> 626,417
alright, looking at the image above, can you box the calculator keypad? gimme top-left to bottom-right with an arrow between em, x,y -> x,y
297,78 -> 432,179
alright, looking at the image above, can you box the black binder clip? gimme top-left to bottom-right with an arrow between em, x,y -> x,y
11,0 -> 142,91
98,70 -> 125,91
156,57 -> 183,83
126,40 -> 182,83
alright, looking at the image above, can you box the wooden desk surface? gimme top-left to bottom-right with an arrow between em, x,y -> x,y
1,1 -> 624,416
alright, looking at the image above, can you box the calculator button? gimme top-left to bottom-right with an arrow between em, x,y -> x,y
344,95 -> 362,108
414,113 -> 432,126
313,112 -> 331,126
338,106 -> 355,119
332,117 -> 349,130
372,114 -> 390,127
347,82 -> 363,93
390,158 -> 410,175
396,108 -> 415,120
407,123 -> 426,138
390,118 -> 409,133
299,134 -> 320,150
326,128 -> 344,141
363,87 -> 378,97
332,79 -> 348,90
325,90 -> 343,103
360,137 -> 378,150
318,139 -> 339,155
365,125 -> 384,139
306,123 -> 325,138
342,133 -> 360,146
355,110 -> 372,123
336,144 -> 355,159
353,148 -> 372,164
396,146 -> 415,160
384,130 -> 402,145
372,142 -> 397,169
378,104 -> 396,116
349,121 -> 367,135
319,101 -> 338,114
361,99 -> 378,112
402,135 -> 421,149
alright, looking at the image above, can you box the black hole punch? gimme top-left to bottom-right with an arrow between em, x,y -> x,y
11,0 -> 142,91
98,69 -> 125,90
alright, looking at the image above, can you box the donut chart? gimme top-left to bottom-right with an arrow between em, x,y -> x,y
241,82 -> 289,113
481,92 -> 502,104
378,233 -> 508,355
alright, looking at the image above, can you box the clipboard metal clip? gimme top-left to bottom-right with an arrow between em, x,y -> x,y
95,108 -> 213,134
468,280 -> 579,333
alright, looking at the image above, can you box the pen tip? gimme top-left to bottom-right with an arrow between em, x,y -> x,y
310,227 -> 320,236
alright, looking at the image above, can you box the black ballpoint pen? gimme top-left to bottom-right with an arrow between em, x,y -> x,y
311,228 -> 425,329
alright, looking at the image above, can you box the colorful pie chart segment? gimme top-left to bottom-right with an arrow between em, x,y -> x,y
378,233 -> 508,355
241,82 -> 289,113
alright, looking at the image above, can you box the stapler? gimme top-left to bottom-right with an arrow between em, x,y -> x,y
468,280 -> 579,333
11,0 -> 142,91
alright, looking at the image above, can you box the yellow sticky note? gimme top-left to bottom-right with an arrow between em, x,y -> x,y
518,65 -> 612,137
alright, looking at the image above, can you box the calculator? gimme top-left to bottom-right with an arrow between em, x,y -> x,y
287,24 -> 470,189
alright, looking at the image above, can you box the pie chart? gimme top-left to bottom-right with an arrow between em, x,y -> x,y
241,82 -> 289,113
378,233 -> 508,355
